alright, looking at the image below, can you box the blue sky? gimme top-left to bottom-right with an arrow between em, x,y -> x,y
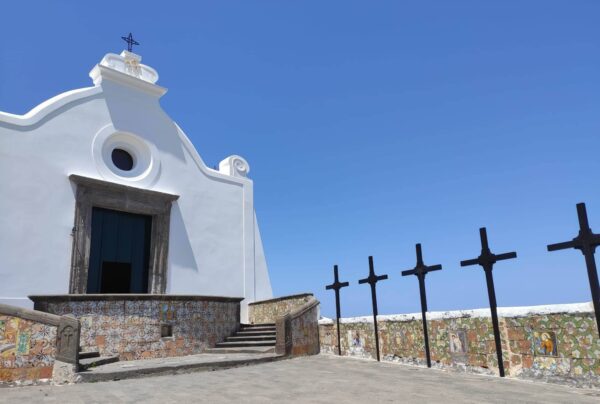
1,1 -> 599,318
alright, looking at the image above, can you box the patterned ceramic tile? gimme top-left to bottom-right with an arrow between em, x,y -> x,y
40,298 -> 240,361
319,311 -> 600,388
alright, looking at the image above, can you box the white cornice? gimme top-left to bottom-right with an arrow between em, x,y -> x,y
0,86 -> 101,127
89,65 -> 167,98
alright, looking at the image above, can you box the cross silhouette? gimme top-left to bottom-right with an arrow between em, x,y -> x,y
121,33 -> 140,52
461,227 -> 516,377
547,203 -> 600,338
358,256 -> 388,361
326,265 -> 350,356
401,243 -> 442,368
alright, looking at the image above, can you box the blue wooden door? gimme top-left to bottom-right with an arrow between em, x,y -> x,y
87,207 -> 152,293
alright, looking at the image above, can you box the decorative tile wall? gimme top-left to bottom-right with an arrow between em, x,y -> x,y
290,304 -> 320,356
249,294 -> 313,324
0,315 -> 56,383
319,310 -> 600,388
40,298 -> 240,361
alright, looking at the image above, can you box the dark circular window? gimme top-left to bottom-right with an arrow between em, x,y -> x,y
111,148 -> 134,171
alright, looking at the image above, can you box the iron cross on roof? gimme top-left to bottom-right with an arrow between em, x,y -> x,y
547,203 -> 600,338
401,243 -> 442,368
325,265 -> 350,356
121,33 -> 140,52
461,227 -> 517,378
358,256 -> 388,361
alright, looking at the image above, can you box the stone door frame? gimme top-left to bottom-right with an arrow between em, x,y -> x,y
68,174 -> 179,294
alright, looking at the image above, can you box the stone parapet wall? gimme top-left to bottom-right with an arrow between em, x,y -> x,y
276,296 -> 320,357
319,302 -> 599,389
290,299 -> 320,356
30,295 -> 241,361
249,293 -> 313,324
0,314 -> 56,383
0,303 -> 79,385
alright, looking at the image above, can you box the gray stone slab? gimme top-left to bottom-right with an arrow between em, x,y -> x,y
1,355 -> 599,403
79,355 -> 120,370
77,352 -> 282,382
205,346 -> 275,354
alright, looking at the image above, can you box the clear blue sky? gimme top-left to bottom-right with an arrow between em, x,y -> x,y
1,1 -> 599,318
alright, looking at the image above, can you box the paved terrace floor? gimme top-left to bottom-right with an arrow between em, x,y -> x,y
2,355 -> 599,403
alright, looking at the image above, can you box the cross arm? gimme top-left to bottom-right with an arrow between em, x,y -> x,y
377,274 -> 389,281
547,240 -> 578,252
401,269 -> 417,277
427,264 -> 443,272
358,278 -> 369,284
460,258 -> 479,267
494,252 -> 517,261
326,281 -> 350,290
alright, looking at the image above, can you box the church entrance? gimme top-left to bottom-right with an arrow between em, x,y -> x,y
86,207 -> 152,293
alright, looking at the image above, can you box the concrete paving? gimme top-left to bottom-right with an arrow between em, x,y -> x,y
1,355 -> 599,403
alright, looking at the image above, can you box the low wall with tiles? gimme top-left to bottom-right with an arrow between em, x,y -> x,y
290,298 -> 320,356
319,302 -> 599,389
248,293 -> 314,324
0,304 -> 79,385
30,295 -> 241,361
276,295 -> 320,357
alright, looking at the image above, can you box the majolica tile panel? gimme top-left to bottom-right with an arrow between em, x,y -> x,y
319,310 -> 600,388
40,297 -> 240,361
0,315 -> 57,383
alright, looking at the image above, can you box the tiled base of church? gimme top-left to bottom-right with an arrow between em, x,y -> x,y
31,295 -> 241,361
0,315 -> 57,383
319,302 -> 600,389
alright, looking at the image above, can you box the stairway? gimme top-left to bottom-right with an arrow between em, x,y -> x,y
207,323 -> 277,354
78,348 -> 119,371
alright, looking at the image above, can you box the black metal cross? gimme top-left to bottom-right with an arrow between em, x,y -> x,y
547,203 -> 600,338
401,244 -> 442,368
121,33 -> 140,52
461,227 -> 516,378
326,265 -> 350,356
358,256 -> 388,361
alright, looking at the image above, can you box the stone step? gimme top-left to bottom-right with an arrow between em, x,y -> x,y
215,340 -> 276,348
77,352 -> 284,383
78,351 -> 100,360
240,325 -> 276,332
235,330 -> 276,336
241,323 -> 276,327
204,346 -> 276,354
226,335 -> 276,342
79,355 -> 120,371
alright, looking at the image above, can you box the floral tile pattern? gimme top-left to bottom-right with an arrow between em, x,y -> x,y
42,298 -> 240,361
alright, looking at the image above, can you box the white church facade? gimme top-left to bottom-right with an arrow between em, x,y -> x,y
0,50 -> 273,320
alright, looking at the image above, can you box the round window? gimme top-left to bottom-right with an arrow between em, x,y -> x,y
111,148 -> 134,171
93,126 -> 161,185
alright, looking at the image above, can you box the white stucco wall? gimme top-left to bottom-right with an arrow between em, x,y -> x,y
0,51 -> 272,320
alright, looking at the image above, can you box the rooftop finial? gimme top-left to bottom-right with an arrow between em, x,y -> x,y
121,33 -> 140,52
